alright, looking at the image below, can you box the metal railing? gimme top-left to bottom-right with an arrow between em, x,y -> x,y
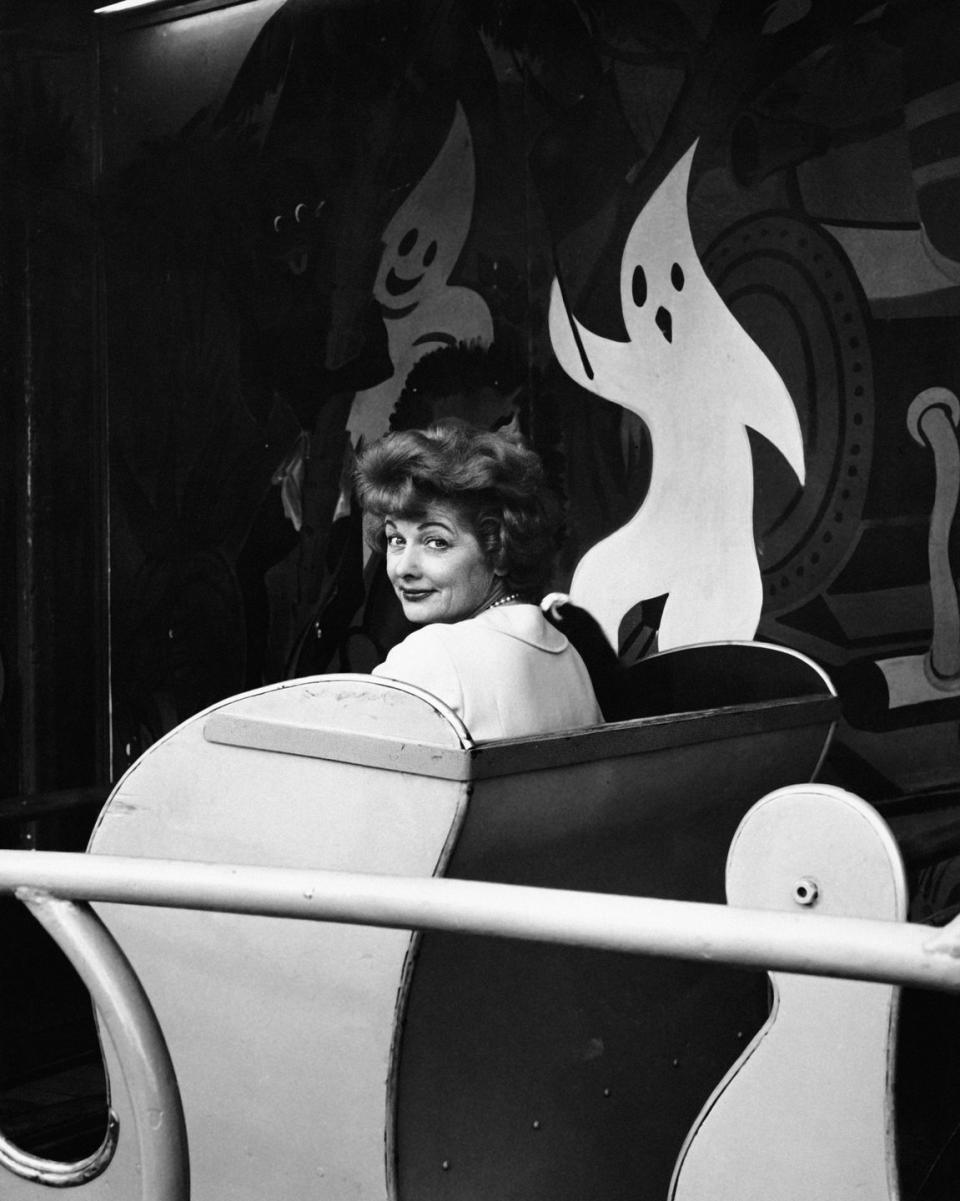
2,848 -> 960,1198
4,849 -> 960,991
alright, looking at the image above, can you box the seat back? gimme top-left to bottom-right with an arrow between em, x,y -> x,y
393,645 -> 840,1201
87,675 -> 472,1201
2,648 -> 839,1200
608,639 -> 835,720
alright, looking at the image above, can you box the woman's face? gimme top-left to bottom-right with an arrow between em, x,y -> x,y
384,503 -> 502,624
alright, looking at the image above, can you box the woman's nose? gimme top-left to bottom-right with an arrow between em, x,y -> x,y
394,543 -> 422,578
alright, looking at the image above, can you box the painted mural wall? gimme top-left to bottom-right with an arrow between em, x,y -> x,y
98,0 -> 960,800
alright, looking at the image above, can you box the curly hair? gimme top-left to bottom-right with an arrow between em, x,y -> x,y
354,422 -> 559,596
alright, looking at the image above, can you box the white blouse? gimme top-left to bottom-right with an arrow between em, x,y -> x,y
372,603 -> 603,741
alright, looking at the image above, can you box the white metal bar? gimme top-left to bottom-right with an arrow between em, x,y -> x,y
0,850 -> 959,992
5,891 -> 189,1197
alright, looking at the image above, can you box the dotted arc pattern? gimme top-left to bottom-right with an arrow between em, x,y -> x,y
704,212 -> 875,616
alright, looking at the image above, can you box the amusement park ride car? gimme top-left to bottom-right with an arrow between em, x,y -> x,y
0,642 -> 957,1200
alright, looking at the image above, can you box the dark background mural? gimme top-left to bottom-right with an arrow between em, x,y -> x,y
86,0 -> 960,807
7,0 -> 960,802
3,1 -> 959,870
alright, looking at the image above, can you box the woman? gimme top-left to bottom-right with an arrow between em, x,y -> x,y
354,423 -> 603,740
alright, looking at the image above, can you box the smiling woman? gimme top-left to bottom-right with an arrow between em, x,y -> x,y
382,508 -> 504,624
354,424 -> 604,740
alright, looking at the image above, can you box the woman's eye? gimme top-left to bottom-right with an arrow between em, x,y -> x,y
425,537 -> 449,549
385,534 -> 404,549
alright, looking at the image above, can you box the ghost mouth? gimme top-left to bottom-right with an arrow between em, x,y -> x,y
655,305 -> 673,343
385,268 -> 423,297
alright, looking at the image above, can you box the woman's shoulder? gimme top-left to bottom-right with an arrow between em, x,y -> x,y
472,604 -> 570,651
382,605 -> 572,659
375,621 -> 459,666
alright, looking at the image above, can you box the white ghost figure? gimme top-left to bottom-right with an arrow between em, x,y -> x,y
549,141 -> 805,651
347,102 -> 493,450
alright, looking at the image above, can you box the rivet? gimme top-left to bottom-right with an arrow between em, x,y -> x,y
603,1087 -> 612,1097
532,1119 -> 541,1130
793,877 -> 819,906
441,1160 -> 451,1171
672,1058 -> 680,1067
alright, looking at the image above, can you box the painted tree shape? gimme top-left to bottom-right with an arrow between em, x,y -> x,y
347,102 -> 493,450
550,141 -> 805,651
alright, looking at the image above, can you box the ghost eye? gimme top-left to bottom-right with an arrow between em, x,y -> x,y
423,240 -> 438,267
632,265 -> 647,308
671,262 -> 685,291
398,228 -> 418,257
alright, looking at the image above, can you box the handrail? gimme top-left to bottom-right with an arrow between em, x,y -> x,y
0,889 -> 188,1197
1,850 -> 960,992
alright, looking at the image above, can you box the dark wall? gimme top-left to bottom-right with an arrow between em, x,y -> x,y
0,0 -> 107,838
5,0 -> 960,810
94,0 -> 960,804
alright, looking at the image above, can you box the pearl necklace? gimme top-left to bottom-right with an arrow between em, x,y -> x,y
487,592 -> 520,610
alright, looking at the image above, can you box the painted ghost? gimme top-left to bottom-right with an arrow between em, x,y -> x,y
347,102 -> 493,450
549,142 -> 805,651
